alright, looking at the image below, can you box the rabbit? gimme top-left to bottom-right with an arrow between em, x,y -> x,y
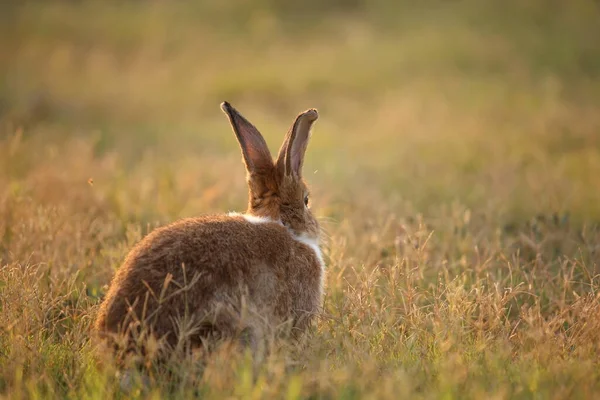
94,102 -> 324,359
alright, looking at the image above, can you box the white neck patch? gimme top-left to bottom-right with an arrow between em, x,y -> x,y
291,233 -> 324,267
228,212 -> 325,295
228,212 -> 283,226
291,233 -> 325,298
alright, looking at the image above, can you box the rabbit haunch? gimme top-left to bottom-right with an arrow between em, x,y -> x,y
94,102 -> 324,356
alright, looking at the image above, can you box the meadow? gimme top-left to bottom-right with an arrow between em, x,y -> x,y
2,1 -> 600,398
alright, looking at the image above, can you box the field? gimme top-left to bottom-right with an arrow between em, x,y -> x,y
2,1 -> 600,398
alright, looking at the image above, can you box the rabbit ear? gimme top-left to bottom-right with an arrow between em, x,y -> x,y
276,108 -> 318,178
221,102 -> 273,173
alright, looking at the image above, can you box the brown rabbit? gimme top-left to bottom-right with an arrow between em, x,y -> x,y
94,102 -> 324,358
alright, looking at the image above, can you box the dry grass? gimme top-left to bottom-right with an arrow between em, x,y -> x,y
1,1 -> 600,398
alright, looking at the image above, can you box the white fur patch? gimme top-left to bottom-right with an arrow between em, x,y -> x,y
292,233 -> 326,297
228,212 -> 283,225
228,212 -> 325,298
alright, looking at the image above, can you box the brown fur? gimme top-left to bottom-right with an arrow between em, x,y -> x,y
94,103 -> 323,358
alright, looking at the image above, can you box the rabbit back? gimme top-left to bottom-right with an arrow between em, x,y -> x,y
94,214 -> 323,349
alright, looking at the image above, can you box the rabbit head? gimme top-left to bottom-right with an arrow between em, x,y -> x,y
221,102 -> 319,240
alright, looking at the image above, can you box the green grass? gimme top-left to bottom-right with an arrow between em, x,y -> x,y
2,0 -> 600,398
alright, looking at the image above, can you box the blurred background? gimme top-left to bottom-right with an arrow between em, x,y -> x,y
1,0 -> 600,224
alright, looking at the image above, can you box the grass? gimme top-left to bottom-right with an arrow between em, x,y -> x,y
2,0 -> 600,398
